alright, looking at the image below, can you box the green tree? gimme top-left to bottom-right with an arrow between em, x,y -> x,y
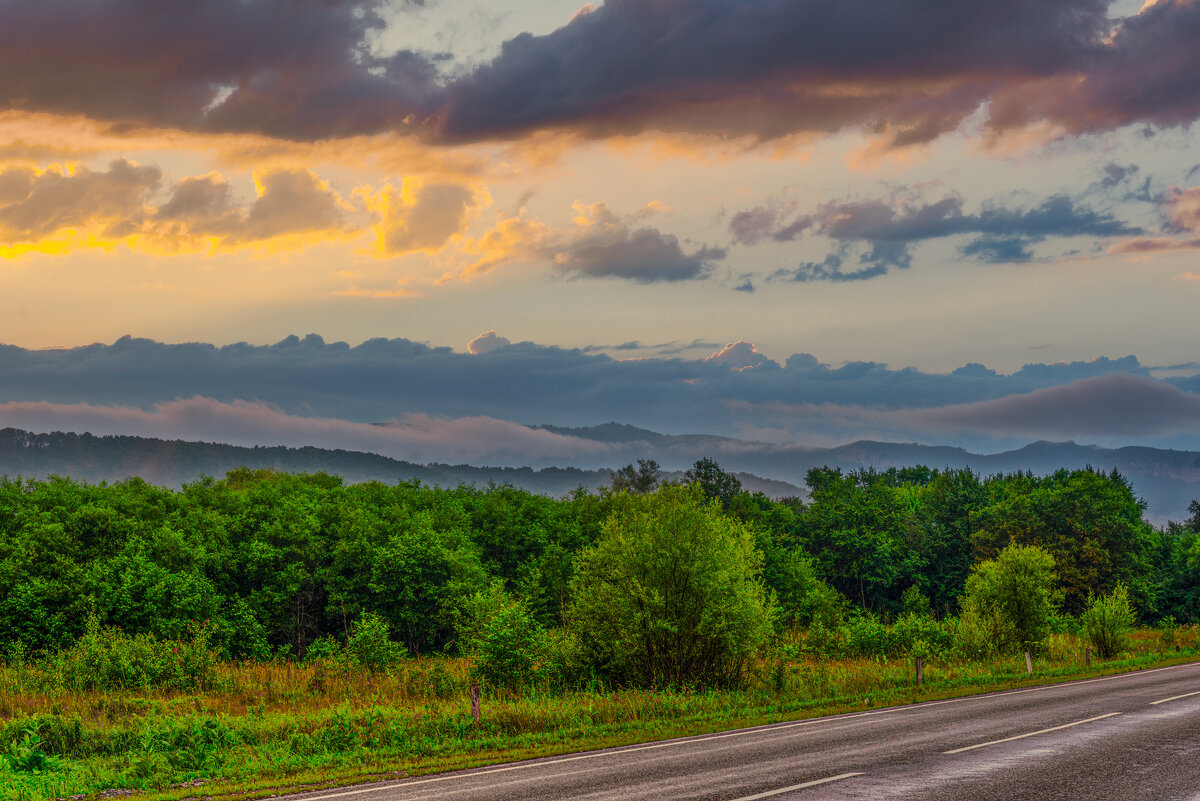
460,582 -> 546,690
1081,582 -> 1135,658
971,469 -> 1155,615
959,543 -> 1057,654
609,459 -> 663,494
570,484 -> 776,688
684,458 -> 743,509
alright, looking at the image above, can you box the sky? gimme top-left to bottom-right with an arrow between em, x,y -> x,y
2,0 -> 1200,461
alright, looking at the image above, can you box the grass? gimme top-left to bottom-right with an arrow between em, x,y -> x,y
1,626 -> 1196,801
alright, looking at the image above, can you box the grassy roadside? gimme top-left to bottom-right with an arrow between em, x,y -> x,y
2,630 -> 1197,801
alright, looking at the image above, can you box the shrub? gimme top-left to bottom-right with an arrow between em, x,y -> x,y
345,612 -> 402,673
900,585 -> 933,619
959,543 -> 1057,654
53,613 -> 217,692
460,583 -> 546,691
845,614 -> 890,659
304,635 -> 342,663
570,484 -> 776,688
1082,582 -> 1135,659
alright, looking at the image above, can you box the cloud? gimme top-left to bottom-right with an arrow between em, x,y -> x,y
988,0 -> 1200,137
467,330 -> 512,354
740,188 -> 1141,281
440,0 -> 1110,145
0,335 -> 1178,450
0,397 -> 615,468
365,180 -> 482,256
1108,184 -> 1200,255
4,0 -> 1200,151
904,373 -> 1200,437
704,341 -> 779,371
0,162 -> 363,254
0,159 -> 160,243
448,200 -> 722,284
0,0 -> 440,141
550,201 -> 723,283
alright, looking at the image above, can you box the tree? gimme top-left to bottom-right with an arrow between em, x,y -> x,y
1081,582 -> 1135,658
959,543 -> 1057,654
684,457 -> 743,509
609,459 -> 662,494
570,484 -> 775,687
971,469 -> 1155,615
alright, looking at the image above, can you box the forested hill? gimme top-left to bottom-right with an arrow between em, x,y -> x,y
0,428 -> 800,498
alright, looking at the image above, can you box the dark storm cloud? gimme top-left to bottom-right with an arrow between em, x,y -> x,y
0,0 -> 440,140
440,0 -> 1109,143
5,1 -> 1200,145
743,190 -> 1141,281
989,0 -> 1200,136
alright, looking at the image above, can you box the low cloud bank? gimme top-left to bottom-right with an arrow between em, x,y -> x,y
0,335 -> 1191,448
0,397 -> 615,468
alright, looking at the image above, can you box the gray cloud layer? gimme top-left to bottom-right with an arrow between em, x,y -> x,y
1,335 -> 1195,450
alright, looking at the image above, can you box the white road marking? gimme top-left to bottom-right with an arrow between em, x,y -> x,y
943,712 -> 1121,754
291,661 -> 1200,800
1150,689 -> 1200,705
728,772 -> 865,801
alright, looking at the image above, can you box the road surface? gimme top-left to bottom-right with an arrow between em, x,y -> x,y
282,661 -> 1200,801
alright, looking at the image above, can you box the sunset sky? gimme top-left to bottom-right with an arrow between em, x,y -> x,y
2,0 -> 1200,459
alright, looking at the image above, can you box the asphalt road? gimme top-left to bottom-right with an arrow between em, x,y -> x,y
284,661 -> 1200,801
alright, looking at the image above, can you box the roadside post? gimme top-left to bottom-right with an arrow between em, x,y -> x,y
470,682 -> 481,726
1024,650 -> 1033,676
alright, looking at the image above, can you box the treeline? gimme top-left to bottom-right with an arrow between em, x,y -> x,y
1,461 -> 1198,666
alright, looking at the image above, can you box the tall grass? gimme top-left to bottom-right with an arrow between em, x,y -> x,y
1,626 -> 1196,801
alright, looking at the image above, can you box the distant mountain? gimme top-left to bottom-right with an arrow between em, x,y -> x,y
3,424 -> 1199,523
542,424 -> 1200,524
0,427 -> 801,500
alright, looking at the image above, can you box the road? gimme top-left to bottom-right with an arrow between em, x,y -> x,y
283,661 -> 1200,801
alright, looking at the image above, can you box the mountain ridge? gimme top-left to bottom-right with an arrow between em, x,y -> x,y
3,425 -> 1200,523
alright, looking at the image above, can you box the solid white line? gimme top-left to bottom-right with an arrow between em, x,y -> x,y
943,712 -> 1121,754
728,772 -> 865,801
1150,689 -> 1200,705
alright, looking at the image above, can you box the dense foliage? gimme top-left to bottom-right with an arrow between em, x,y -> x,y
0,461 -> 1197,686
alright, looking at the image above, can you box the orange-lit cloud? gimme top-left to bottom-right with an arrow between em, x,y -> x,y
361,178 -> 487,256
0,161 -> 358,256
442,200 -> 722,284
1109,186 -> 1200,257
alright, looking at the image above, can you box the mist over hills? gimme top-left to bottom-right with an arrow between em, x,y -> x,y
3,424 -> 1200,524
541,423 -> 1200,524
0,428 -> 800,500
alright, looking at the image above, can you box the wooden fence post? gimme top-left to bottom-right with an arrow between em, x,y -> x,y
916,656 -> 923,688
1024,650 -> 1033,676
1085,647 -> 1090,667
470,682 -> 481,726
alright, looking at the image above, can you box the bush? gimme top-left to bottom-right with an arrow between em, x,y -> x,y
1082,582 -> 1135,659
959,544 -> 1057,654
53,613 -> 218,692
345,612 -> 402,673
845,614 -> 890,659
570,484 -> 776,688
460,583 -> 546,691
